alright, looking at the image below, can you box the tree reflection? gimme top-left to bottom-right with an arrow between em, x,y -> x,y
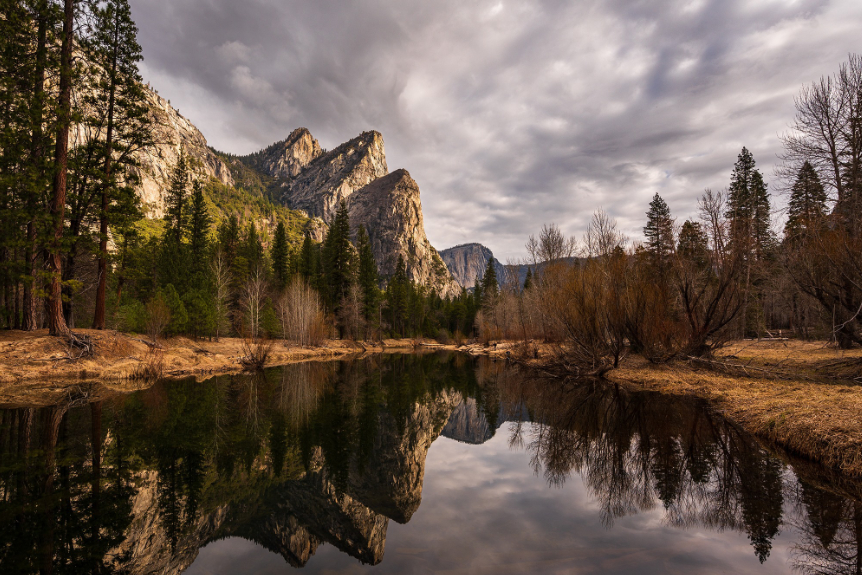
487,366 -> 858,570
0,355 -> 861,574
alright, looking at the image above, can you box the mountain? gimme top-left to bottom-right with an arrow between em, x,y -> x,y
349,170 -> 454,290
439,243 -> 504,289
132,87 -> 460,296
239,130 -> 460,297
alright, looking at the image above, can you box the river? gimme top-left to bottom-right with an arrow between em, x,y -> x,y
1,352 -> 859,574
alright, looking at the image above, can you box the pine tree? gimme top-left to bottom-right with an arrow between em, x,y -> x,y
677,220 -> 708,267
385,255 -> 409,336
46,0 -> 77,337
165,151 -> 190,242
727,147 -> 774,259
785,161 -> 827,241
241,222 -> 264,274
726,147 -> 774,337
523,268 -> 533,290
322,200 -> 353,311
271,221 -> 289,289
89,0 -> 153,329
188,181 -> 212,277
355,224 -> 379,326
481,258 -> 498,308
643,193 -> 675,269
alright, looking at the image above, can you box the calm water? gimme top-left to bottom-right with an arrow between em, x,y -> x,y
1,353 -> 860,574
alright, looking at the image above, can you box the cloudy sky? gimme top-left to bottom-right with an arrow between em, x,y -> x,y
133,0 -> 862,261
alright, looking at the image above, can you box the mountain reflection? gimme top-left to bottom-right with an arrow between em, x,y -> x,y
0,353 -> 860,574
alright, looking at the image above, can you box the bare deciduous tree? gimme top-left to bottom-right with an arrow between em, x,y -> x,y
276,277 -> 326,346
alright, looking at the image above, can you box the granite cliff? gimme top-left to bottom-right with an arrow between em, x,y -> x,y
439,243 -> 505,289
241,130 -> 460,296
134,88 -> 234,217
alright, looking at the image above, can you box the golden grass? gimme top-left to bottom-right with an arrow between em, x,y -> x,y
608,351 -> 862,477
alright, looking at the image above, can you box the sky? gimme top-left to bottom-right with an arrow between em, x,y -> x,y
132,0 -> 862,261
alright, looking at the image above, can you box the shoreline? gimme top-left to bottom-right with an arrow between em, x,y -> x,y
3,332 -> 861,480
0,329 -> 458,387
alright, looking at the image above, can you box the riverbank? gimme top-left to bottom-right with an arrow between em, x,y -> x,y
607,341 -> 862,478
0,329 -> 455,386
468,339 -> 862,477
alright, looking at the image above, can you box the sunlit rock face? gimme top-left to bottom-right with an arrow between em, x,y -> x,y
133,88 -> 234,218
253,127 -> 324,180
280,130 -> 388,222
248,128 -> 459,294
348,170 -> 461,297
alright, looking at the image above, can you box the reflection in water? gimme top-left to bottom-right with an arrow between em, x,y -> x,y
0,353 -> 860,574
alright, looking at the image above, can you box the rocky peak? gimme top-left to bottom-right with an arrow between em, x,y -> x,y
348,170 -> 461,298
243,127 -> 323,180
282,130 -> 387,222
439,243 -> 504,288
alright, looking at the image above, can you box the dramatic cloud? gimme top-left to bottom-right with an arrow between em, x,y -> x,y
133,0 -> 862,259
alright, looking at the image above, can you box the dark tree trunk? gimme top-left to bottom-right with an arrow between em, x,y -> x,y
46,0 -> 75,337
61,218 -> 80,328
22,2 -> 49,332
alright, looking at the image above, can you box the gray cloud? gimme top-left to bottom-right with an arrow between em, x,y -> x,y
133,0 -> 862,260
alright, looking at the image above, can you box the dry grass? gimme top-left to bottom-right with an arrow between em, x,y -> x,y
608,351 -> 862,477
0,329 -> 395,387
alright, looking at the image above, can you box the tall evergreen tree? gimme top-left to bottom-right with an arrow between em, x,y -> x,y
726,147 -> 774,337
727,148 -> 774,259
271,221 -> 289,289
241,221 -> 263,274
188,181 -> 212,277
46,0 -> 77,337
481,258 -> 498,308
89,0 -> 153,329
643,193 -> 675,269
523,268 -> 533,290
355,224 -> 379,324
785,161 -> 827,241
322,201 -> 353,311
385,255 -> 409,336
165,150 -> 190,242
677,220 -> 709,267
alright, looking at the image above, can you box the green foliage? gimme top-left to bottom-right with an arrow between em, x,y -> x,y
161,284 -> 188,335
271,221 -> 290,288
643,193 -> 675,268
322,201 -> 354,312
356,224 -> 380,324
785,161 -> 827,241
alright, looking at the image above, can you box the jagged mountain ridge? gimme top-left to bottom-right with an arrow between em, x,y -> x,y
238,129 -> 460,296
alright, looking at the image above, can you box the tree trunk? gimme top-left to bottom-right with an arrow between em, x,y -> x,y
22,2 -> 49,332
46,0 -> 75,337
61,218 -> 79,328
93,14 -> 121,330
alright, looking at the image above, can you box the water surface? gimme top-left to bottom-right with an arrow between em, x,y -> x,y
1,353 -> 860,574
